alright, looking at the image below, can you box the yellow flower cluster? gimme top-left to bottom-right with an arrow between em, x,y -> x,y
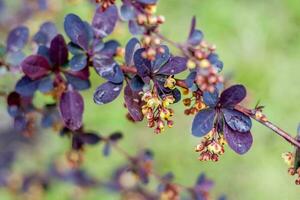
282,152 -> 300,185
182,89 -> 206,115
142,91 -> 175,134
195,130 -> 226,162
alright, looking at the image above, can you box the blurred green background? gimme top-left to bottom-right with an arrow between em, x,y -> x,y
1,0 -> 300,199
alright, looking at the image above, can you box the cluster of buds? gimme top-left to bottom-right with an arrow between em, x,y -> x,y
282,152 -> 300,185
95,0 -> 116,10
141,91 -> 175,134
186,40 -> 217,70
195,130 -> 226,162
141,34 -> 165,61
160,184 -> 180,200
183,89 -> 205,115
66,150 -> 84,168
195,68 -> 223,93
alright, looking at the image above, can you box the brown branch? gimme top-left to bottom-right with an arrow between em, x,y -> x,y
234,105 -> 300,148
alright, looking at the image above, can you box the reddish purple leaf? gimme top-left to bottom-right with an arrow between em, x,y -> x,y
223,124 -> 253,155
124,84 -> 144,121
49,34 -> 68,66
219,84 -> 246,107
192,108 -> 216,137
21,55 -> 51,80
92,5 -> 118,38
59,90 -> 84,131
158,56 -> 187,75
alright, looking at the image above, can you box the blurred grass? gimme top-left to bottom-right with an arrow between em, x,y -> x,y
1,0 -> 300,199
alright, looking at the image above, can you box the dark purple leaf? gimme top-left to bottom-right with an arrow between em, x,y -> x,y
93,59 -> 124,84
6,26 -> 29,52
120,4 -> 135,21
125,38 -> 140,66
223,124 -> 253,155
157,56 -> 187,75
188,16 -> 196,38
65,73 -> 91,90
192,108 -> 216,137
21,55 -> 51,80
203,90 -> 219,107
152,45 -> 170,73
15,76 -> 39,96
7,92 -> 21,106
109,132 -> 123,141
98,40 -> 120,58
72,135 -> 84,150
130,75 -> 145,91
92,5 -> 118,38
220,85 -> 247,107
49,34 -> 68,66
70,54 -> 88,71
64,14 -> 89,50
93,82 -> 123,105
124,84 -> 143,121
223,109 -> 252,132
79,133 -> 101,145
133,48 -> 151,77
59,89 -> 84,131
33,22 -> 57,46
128,20 -> 145,35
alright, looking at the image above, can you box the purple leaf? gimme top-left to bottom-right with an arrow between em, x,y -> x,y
223,109 -> 252,132
185,71 -> 197,88
15,76 -> 39,97
192,108 -> 216,137
152,45 -> 170,73
78,133 -> 101,145
65,73 -> 91,91
124,84 -> 144,121
120,4 -> 136,21
223,124 -> 253,155
33,22 -> 57,46
133,48 -> 151,77
21,55 -> 51,80
6,26 -> 29,52
49,34 -> 68,66
93,58 -> 124,84
93,82 -> 123,105
92,5 -> 118,38
136,0 -> 157,4
70,54 -> 88,71
157,56 -> 187,75
38,75 -> 53,93
59,90 -> 84,131
67,67 -> 90,80
203,90 -> 219,107
125,38 -> 140,66
219,85 -> 247,107
128,20 -> 145,35
64,14 -> 89,50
